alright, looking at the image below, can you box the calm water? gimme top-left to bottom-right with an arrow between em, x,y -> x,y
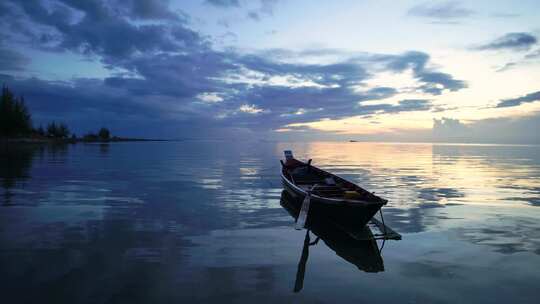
1,141 -> 540,303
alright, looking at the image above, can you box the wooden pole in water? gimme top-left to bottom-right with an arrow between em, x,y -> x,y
295,185 -> 314,230
293,230 -> 311,293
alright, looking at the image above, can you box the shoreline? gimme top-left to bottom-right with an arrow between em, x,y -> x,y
0,137 -> 169,145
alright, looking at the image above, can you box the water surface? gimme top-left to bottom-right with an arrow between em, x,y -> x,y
1,141 -> 539,303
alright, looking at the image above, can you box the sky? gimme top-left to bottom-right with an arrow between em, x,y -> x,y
0,0 -> 539,143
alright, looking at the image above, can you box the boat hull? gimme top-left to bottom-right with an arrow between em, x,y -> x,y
280,190 -> 384,272
281,176 -> 383,229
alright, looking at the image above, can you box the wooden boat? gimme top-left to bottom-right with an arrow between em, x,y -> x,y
280,150 -> 387,229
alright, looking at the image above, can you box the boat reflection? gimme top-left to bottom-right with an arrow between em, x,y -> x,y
280,190 -> 384,292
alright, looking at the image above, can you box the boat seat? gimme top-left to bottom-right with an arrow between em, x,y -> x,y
313,184 -> 345,196
294,179 -> 326,184
315,192 -> 345,198
314,189 -> 344,193
313,185 -> 341,189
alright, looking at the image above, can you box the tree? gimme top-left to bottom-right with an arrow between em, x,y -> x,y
0,87 -> 15,136
13,96 -> 32,134
35,125 -> 45,136
0,86 -> 32,137
58,123 -> 70,138
46,121 -> 70,138
83,133 -> 98,141
46,121 -> 58,137
98,127 -> 110,140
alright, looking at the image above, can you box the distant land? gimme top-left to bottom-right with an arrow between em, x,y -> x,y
2,136 -> 168,144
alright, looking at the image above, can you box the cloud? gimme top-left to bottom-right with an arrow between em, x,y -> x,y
0,49 -> 464,135
280,112 -> 540,144
408,1 -> 474,21
490,13 -> 520,18
432,114 -> 540,144
475,32 -> 537,51
495,62 -> 517,72
496,91 -> 540,108
0,0 -> 467,138
205,0 -> 240,8
204,0 -> 278,22
238,104 -> 265,114
433,117 -> 469,140
494,46 -> 540,72
524,49 -> 540,59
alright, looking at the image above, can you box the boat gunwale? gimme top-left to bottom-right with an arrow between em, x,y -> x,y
280,171 -> 386,207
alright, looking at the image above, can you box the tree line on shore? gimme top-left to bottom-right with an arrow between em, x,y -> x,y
1,86 -> 112,141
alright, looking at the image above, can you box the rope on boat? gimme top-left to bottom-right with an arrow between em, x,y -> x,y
380,238 -> 386,252
376,208 -> 388,252
309,236 -> 320,246
379,207 -> 387,236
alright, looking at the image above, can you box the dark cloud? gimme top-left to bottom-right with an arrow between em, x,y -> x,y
496,91 -> 540,108
408,1 -> 474,21
115,0 -> 181,20
247,11 -> 261,21
380,51 -> 467,95
395,99 -> 432,112
2,0 -> 199,61
105,51 -> 237,98
205,0 -> 240,8
383,51 -> 429,72
237,55 -> 367,87
0,74 -> 154,117
364,99 -> 433,115
247,0 -> 278,21
476,32 -> 537,51
417,71 -> 466,95
0,1 -> 11,17
0,47 -> 30,71
0,73 -> 232,138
